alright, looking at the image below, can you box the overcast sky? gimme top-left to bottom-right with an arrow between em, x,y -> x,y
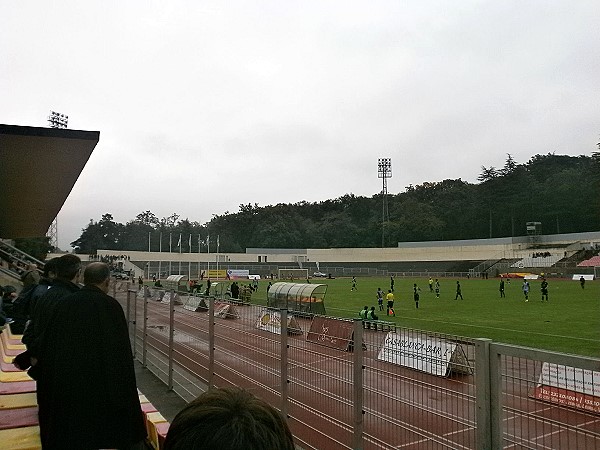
1,1 -> 599,250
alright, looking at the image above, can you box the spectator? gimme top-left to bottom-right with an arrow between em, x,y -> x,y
21,254 -> 82,448
164,388 -> 295,450
37,262 -> 146,449
21,263 -> 40,290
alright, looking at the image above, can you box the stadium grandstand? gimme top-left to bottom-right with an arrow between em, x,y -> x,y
0,125 -> 182,448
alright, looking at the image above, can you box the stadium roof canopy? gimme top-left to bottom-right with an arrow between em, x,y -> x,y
0,124 -> 100,239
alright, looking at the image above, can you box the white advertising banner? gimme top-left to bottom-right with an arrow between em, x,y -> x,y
377,331 -> 465,377
227,269 -> 249,279
538,362 -> 600,396
533,363 -> 600,413
256,310 -> 301,335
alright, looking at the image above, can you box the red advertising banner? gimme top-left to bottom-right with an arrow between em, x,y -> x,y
531,362 -> 600,415
533,385 -> 600,414
306,316 -> 354,351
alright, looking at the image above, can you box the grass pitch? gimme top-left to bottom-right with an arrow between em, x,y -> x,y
257,276 -> 599,357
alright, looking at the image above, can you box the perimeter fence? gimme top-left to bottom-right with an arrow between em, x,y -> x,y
115,284 -> 600,450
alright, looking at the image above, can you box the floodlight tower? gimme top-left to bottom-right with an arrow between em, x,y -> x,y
46,111 -> 68,250
378,158 -> 392,248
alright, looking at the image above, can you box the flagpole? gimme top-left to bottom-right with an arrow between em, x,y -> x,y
188,234 -> 191,278
198,234 -> 201,279
216,235 -> 220,279
169,233 -> 172,276
159,231 -> 162,279
207,234 -> 210,277
148,231 -> 151,252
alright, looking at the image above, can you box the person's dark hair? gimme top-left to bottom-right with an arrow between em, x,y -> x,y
164,388 -> 295,450
54,254 -> 82,280
83,262 -> 110,285
43,258 -> 59,278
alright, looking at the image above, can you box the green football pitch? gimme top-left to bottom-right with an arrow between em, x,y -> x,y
256,276 -> 599,357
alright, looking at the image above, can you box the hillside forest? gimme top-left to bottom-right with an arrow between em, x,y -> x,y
69,152 -> 600,254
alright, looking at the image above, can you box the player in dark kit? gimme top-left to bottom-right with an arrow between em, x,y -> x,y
541,278 -> 549,302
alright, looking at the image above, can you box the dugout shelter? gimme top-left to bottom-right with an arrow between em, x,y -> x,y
267,282 -> 327,315
165,274 -> 188,292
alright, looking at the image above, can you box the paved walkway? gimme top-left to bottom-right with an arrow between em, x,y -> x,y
134,361 -> 187,422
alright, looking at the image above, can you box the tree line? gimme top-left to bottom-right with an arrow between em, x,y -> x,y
70,152 -> 600,254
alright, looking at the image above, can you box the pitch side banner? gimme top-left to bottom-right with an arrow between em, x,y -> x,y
207,269 -> 227,279
533,362 -> 600,413
227,269 -> 249,279
377,331 -> 458,377
255,310 -> 301,335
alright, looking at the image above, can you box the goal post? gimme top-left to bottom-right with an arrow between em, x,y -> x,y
278,268 -> 309,280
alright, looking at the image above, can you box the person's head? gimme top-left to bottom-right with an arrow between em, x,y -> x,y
54,255 -> 82,282
83,262 -> 111,292
3,285 -> 17,300
43,258 -> 59,279
363,306 -> 368,310
164,388 -> 295,450
370,306 -> 375,311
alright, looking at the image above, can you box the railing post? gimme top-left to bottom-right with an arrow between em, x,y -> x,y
474,338 -> 492,450
168,289 -> 175,391
352,319 -> 364,450
142,285 -> 148,367
280,309 -> 289,419
126,289 -> 132,354
132,288 -> 138,358
208,296 -> 215,390
489,343 -> 504,449
125,289 -> 131,329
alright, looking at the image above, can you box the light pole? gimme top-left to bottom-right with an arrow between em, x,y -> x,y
378,158 -> 392,248
48,110 -> 68,129
46,111 -> 68,250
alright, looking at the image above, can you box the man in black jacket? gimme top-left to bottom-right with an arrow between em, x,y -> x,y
20,254 -> 82,449
39,262 -> 146,449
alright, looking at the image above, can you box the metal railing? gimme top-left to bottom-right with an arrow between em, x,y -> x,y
116,284 -> 600,449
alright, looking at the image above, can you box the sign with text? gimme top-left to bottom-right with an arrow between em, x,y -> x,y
377,331 -> 472,377
532,362 -> 600,414
255,310 -> 302,335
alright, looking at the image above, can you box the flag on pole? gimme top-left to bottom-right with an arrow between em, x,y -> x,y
178,233 -> 182,253
189,234 -> 192,253
217,235 -> 220,249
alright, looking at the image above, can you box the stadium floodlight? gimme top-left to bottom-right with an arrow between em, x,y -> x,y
378,158 -> 392,248
47,110 -> 68,129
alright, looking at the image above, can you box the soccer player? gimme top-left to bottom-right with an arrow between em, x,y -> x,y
499,278 -> 505,298
454,281 -> 463,300
434,279 -> 440,298
522,280 -> 530,302
413,284 -> 420,309
541,278 -> 549,302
